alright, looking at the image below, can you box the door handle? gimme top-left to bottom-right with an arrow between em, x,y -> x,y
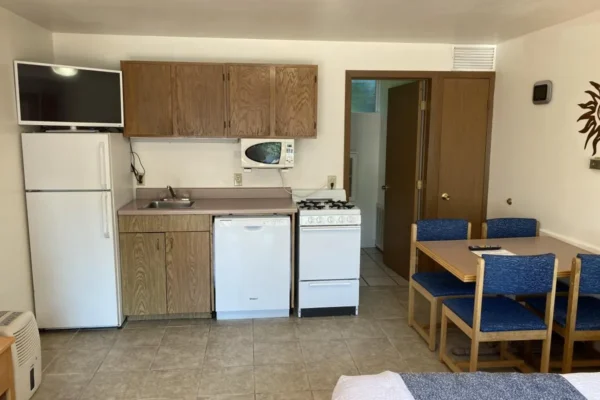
99,142 -> 107,189
441,193 -> 451,201
381,185 -> 390,190
102,193 -> 110,238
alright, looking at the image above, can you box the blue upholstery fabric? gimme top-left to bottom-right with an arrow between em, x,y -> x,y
482,254 -> 555,295
444,297 -> 547,332
485,218 -> 537,239
412,272 -> 475,297
578,254 -> 600,295
416,219 -> 469,242
526,296 -> 600,331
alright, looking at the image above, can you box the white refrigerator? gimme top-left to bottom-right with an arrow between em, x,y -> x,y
22,132 -> 133,329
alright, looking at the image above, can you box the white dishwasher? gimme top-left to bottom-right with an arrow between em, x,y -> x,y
214,216 -> 291,320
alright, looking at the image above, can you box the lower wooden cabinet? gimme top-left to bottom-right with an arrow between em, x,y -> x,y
120,230 -> 211,316
166,232 -> 211,314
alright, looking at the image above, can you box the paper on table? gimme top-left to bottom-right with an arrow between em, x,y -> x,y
471,249 -> 516,257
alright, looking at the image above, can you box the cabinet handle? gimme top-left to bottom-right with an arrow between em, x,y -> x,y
169,237 -> 174,249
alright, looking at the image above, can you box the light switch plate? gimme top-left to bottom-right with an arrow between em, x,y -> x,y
234,173 -> 243,186
327,175 -> 337,189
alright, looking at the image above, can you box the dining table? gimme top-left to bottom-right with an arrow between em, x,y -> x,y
415,236 -> 590,282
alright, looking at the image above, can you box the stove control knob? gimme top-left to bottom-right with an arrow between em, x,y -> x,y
338,216 -> 344,223
347,216 -> 353,223
327,217 -> 333,223
307,217 -> 313,224
316,217 -> 322,223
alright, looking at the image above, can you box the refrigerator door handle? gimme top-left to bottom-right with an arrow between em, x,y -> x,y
102,193 -> 110,238
99,142 -> 107,189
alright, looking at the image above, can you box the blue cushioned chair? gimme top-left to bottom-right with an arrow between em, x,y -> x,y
408,219 -> 476,351
525,254 -> 600,373
439,254 -> 558,373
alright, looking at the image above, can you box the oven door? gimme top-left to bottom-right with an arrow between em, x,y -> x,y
299,225 -> 361,281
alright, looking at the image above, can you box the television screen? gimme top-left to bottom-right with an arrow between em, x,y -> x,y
15,62 -> 123,127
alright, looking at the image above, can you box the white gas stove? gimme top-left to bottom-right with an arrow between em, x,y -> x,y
293,190 -> 361,318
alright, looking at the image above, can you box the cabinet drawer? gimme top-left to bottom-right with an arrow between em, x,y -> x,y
119,215 -> 210,232
299,280 -> 359,309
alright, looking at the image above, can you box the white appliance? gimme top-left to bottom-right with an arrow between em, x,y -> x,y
214,216 -> 291,320
241,138 -> 294,169
0,311 -> 42,400
22,132 -> 133,329
294,190 -> 361,317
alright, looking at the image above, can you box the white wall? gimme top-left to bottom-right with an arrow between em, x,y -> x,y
0,8 -> 53,311
489,10 -> 600,253
351,113 -> 381,248
53,33 -> 454,189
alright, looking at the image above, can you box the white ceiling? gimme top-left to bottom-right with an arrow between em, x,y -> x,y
1,0 -> 599,43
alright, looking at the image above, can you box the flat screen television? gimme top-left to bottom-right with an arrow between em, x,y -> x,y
14,61 -> 124,128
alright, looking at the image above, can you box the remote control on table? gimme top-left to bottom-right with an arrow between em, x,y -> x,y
468,245 -> 502,251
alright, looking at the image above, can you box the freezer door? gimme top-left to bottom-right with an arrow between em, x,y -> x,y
22,133 -> 112,190
26,192 -> 119,328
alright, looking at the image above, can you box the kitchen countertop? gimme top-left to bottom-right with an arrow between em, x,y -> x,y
118,197 -> 297,216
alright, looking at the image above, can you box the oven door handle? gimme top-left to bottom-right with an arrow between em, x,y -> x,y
300,226 -> 360,232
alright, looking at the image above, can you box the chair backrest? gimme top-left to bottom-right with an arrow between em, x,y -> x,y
577,254 -> 600,295
415,219 -> 470,242
483,218 -> 538,239
481,254 -> 556,295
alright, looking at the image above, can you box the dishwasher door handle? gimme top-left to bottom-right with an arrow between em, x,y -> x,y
244,226 -> 264,232
308,282 -> 352,287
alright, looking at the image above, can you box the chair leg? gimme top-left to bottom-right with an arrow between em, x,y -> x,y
408,281 -> 415,328
469,339 -> 479,372
439,308 -> 448,362
562,336 -> 575,374
500,341 -> 508,360
540,337 -> 552,373
428,298 -> 438,351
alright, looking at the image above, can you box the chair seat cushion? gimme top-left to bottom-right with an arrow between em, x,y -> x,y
443,297 -> 547,332
412,272 -> 475,297
525,296 -> 600,331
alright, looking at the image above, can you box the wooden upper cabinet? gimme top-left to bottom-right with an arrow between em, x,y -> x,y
274,66 -> 318,138
121,62 -> 173,137
172,64 -> 227,137
228,65 -> 272,137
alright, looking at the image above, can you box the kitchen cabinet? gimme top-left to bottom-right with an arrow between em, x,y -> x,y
121,61 -> 318,138
228,65 -> 272,137
173,64 -> 227,137
122,62 -> 173,137
166,232 -> 211,313
120,233 -> 167,316
274,66 -> 318,137
119,215 -> 212,316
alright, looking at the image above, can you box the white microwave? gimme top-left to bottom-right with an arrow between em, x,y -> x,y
241,139 -> 295,169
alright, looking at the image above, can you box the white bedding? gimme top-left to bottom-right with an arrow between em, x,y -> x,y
332,371 -> 600,400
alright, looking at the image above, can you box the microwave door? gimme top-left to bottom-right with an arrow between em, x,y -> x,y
245,141 -> 282,166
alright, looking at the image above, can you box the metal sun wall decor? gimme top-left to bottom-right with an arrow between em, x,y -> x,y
577,81 -> 600,156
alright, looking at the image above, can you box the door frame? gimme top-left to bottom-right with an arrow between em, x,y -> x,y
343,70 -> 496,223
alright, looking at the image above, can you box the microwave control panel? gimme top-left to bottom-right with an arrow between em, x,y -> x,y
285,143 -> 294,165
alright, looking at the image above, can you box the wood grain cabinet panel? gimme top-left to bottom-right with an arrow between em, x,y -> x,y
120,233 -> 167,315
166,232 -> 211,314
228,65 -> 272,137
119,215 -> 210,233
274,66 -> 318,138
173,64 -> 227,137
121,62 -> 173,137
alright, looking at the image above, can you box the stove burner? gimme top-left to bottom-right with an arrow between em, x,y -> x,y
297,198 -> 357,210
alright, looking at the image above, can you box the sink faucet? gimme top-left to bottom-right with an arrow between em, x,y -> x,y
167,185 -> 178,199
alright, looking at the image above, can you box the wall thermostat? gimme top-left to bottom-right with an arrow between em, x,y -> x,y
533,81 -> 553,104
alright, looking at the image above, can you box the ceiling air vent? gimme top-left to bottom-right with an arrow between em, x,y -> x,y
452,45 -> 496,71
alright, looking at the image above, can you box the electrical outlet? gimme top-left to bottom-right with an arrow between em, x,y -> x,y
234,173 -> 243,186
327,175 -> 337,189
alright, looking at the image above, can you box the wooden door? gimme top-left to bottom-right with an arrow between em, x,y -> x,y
274,66 -> 318,137
228,65 -> 271,137
165,232 -> 211,314
382,82 -> 425,279
436,78 -> 491,239
120,233 -> 167,315
172,64 -> 227,137
121,62 -> 173,137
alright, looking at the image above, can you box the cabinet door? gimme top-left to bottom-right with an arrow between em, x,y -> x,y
173,64 -> 227,137
228,65 -> 272,137
122,62 -> 173,137
274,66 -> 318,137
166,232 -> 211,314
120,233 -> 167,315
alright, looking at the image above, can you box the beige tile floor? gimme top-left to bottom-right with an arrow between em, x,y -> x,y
34,248 -> 451,400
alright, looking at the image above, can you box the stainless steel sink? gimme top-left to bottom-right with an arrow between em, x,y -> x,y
144,200 -> 195,209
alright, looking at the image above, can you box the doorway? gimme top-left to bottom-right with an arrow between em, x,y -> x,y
349,79 -> 428,284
